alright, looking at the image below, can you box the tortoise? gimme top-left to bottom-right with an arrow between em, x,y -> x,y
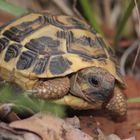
0,12 -> 127,117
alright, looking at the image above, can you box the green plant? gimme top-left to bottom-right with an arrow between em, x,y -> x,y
0,84 -> 66,117
127,97 -> 140,103
113,0 -> 136,48
128,97 -> 140,130
79,0 -> 102,33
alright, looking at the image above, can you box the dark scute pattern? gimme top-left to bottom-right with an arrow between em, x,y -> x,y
3,27 -> 15,40
3,16 -> 47,42
74,36 -> 96,47
68,17 -> 87,29
67,32 -> 97,48
67,48 -> 98,60
44,14 -> 87,30
66,32 -> 107,60
44,15 -> 65,29
4,44 -> 22,62
25,36 -> 60,54
16,51 -> 37,70
66,32 -> 92,60
104,44 -> 117,63
74,49 -> 107,60
108,47 -> 113,53
96,37 -> 107,48
3,27 -> 32,42
56,31 -> 67,39
67,31 -> 74,43
89,27 -> 97,34
96,54 -> 107,59
43,36 -> 60,48
25,39 -> 45,54
50,56 -> 70,75
0,37 -> 9,53
33,58 -> 48,74
115,63 -> 122,77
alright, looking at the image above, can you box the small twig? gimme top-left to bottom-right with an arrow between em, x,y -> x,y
132,44 -> 140,71
132,0 -> 140,71
72,0 -> 86,21
120,40 -> 140,75
103,0 -> 113,28
111,1 -> 121,28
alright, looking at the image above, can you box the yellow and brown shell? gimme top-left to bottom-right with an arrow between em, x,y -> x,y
0,12 -> 124,87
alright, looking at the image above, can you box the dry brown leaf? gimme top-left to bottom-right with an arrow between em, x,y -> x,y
107,134 -> 121,140
0,122 -> 41,140
65,116 -> 80,129
97,128 -> 109,140
23,132 -> 41,140
123,136 -> 136,140
10,113 -> 94,140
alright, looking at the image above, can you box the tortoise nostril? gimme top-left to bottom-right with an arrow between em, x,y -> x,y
88,77 -> 99,87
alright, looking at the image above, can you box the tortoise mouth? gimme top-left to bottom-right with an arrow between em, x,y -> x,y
81,83 -> 114,104
86,92 -> 112,102
82,91 -> 113,105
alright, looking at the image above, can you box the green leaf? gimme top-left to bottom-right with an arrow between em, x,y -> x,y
127,97 -> 140,103
113,0 -> 135,48
0,0 -> 27,16
79,0 -> 102,33
0,85 -> 66,117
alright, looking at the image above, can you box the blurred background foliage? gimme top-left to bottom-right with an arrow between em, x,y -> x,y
0,0 -> 139,116
0,0 -> 139,44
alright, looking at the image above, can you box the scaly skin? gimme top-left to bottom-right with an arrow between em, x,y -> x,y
32,77 -> 70,99
105,85 -> 127,117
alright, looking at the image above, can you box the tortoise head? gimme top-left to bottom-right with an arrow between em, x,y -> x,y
70,66 -> 115,104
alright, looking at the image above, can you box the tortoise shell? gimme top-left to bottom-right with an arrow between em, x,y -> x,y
0,12 -> 124,86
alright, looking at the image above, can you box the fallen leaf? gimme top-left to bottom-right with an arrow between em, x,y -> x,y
10,113 -> 94,140
65,116 -> 80,129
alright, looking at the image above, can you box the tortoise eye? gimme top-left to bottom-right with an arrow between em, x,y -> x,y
88,77 -> 99,87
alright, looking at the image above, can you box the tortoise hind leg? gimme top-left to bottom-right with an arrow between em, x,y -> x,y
32,77 -> 70,99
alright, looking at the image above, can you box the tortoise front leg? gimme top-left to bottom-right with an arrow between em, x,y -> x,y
32,77 -> 70,99
105,85 -> 127,118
